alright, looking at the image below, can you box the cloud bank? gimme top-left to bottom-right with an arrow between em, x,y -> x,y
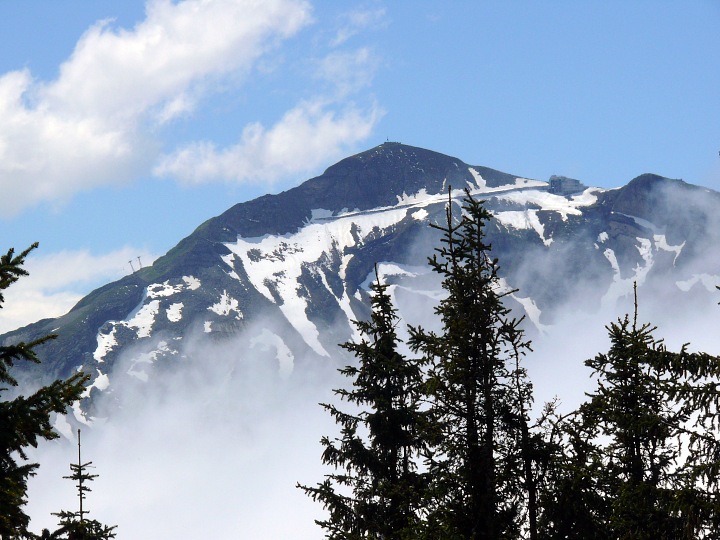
0,0 -> 382,216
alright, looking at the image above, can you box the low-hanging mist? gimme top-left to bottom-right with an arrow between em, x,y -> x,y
25,231 -> 720,538
9,144 -> 720,538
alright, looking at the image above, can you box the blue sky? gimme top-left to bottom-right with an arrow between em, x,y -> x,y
1,0 -> 718,332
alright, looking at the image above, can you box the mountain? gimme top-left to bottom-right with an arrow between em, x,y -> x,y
4,142 -> 720,424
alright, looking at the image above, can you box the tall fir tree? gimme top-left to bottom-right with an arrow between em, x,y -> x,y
535,403 -> 613,539
408,189 -> 535,540
299,270 -> 428,539
0,244 -> 88,539
541,286 -> 720,538
48,429 -> 116,540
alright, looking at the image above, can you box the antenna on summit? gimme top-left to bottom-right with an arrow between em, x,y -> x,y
129,260 -> 136,273
137,256 -> 143,269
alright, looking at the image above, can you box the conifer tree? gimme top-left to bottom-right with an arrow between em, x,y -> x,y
299,271 -> 428,539
408,189 -> 535,539
543,286 -> 720,538
0,244 -> 88,539
49,429 -> 116,540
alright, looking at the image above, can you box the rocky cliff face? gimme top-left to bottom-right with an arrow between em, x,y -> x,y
3,142 -> 719,424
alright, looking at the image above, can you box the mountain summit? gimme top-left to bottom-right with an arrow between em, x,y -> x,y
3,143 -> 719,424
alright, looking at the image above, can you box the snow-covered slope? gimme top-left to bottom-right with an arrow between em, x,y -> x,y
4,143 -> 720,426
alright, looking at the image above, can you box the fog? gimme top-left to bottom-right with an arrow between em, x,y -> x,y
25,319 -> 343,538
24,285 -> 720,538
23,182 -> 720,538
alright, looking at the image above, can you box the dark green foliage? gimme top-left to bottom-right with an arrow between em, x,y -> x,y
583,310 -> 685,538
0,245 -> 88,538
408,189 -> 536,539
303,189 -> 720,539
541,288 -> 720,538
43,514 -> 116,540
299,271 -> 428,539
536,407 -> 613,539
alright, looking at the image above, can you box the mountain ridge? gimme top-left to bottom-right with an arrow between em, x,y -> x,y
3,143 -> 718,418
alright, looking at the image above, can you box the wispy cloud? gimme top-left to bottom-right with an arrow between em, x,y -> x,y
331,6 -> 387,46
154,98 -> 383,185
314,47 -> 379,97
0,0 -> 313,216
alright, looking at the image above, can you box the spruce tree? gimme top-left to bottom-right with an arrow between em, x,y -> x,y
408,189 -> 535,539
0,244 -> 88,538
299,270 -> 428,539
544,286 -> 720,538
49,429 -> 116,540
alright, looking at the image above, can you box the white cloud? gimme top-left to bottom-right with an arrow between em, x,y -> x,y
0,247 -> 157,334
315,47 -> 379,97
154,42 -> 383,185
154,98 -> 384,185
331,7 -> 387,46
0,0 -> 312,217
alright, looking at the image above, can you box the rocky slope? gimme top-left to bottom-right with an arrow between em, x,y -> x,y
3,142 -> 719,425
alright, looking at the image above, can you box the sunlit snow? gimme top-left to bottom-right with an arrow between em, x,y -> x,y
208,291 -> 241,318
412,208 -> 428,221
183,276 -> 201,290
52,413 -> 74,441
166,302 -> 184,322
127,300 -> 160,338
496,188 -> 599,221
93,327 -> 117,362
495,210 -> 553,246
468,168 -> 486,189
148,281 -> 184,298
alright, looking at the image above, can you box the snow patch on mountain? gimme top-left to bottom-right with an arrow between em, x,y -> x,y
52,413 -> 74,441
183,276 -> 201,290
513,178 -> 548,189
676,274 -> 720,292
148,281 -> 183,298
495,277 -> 550,333
127,300 -> 159,338
467,167 -> 547,194
511,293 -> 550,334
397,189 -> 432,206
468,168 -> 487,189
308,208 -> 335,222
616,213 -> 661,234
126,340 -> 172,382
601,238 -> 656,308
654,235 -> 685,266
91,277 -> 204,363
224,204 -> 420,357
72,401 -> 91,426
167,302 -> 183,322
412,208 -> 428,221
495,210 -> 553,246
94,327 -> 117,362
208,291 -> 242,318
497,188 -> 600,221
364,263 -> 421,289
250,329 -> 294,377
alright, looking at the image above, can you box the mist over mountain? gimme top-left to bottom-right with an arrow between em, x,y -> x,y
6,142 -> 720,537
